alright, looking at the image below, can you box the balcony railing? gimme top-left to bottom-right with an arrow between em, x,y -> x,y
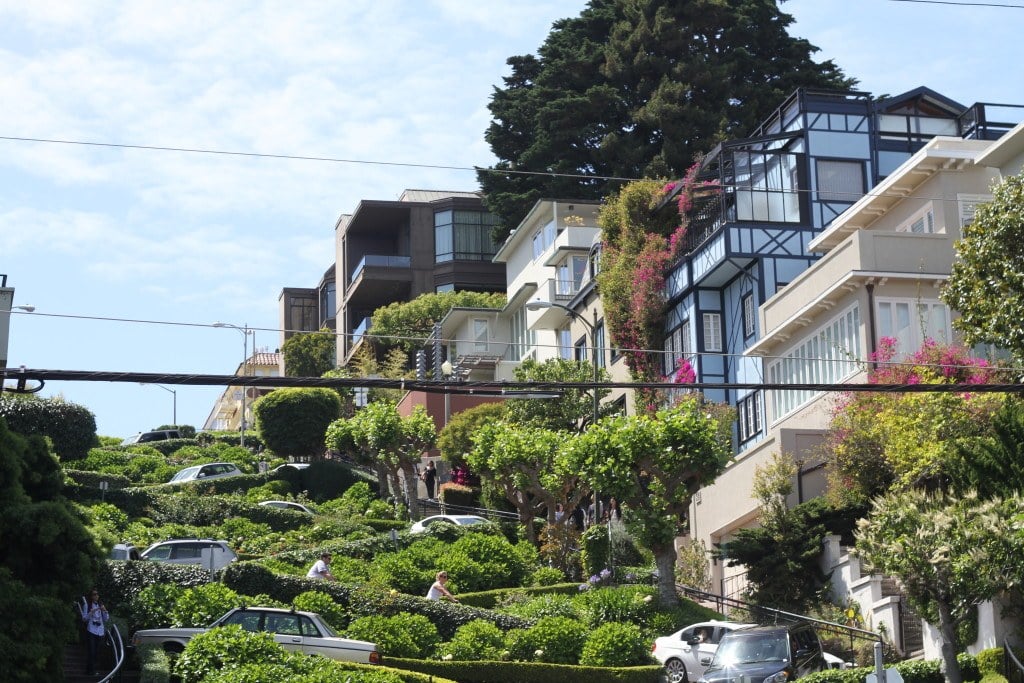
352,317 -> 372,345
350,255 -> 411,283
681,192 -> 729,255
958,102 -> 1024,141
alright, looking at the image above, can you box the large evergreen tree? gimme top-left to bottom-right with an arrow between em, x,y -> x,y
479,0 -> 854,238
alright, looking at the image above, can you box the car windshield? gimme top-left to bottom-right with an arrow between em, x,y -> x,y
170,467 -> 200,482
712,634 -> 789,667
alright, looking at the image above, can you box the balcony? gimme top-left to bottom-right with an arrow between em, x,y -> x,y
352,316 -> 372,345
958,102 -> 1024,141
349,255 -> 411,283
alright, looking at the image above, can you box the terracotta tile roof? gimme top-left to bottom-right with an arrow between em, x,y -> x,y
250,352 -> 281,366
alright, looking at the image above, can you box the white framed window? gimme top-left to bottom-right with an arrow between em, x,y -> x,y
472,319 -> 489,352
703,313 -> 723,353
664,320 -> 693,376
768,304 -> 861,422
737,391 -> 762,443
594,322 -> 606,369
957,193 -> 992,228
742,293 -> 756,338
876,298 -> 951,354
557,255 -> 588,296
897,204 -> 935,234
558,328 -> 572,360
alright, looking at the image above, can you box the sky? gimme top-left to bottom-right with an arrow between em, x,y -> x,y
2,0 -> 1023,440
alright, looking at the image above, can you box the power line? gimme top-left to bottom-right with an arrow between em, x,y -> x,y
889,0 -> 1024,8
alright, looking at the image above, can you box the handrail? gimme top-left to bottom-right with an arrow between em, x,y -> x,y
416,498 -> 520,521
1006,641 -> 1024,683
98,623 -> 126,683
676,584 -> 882,650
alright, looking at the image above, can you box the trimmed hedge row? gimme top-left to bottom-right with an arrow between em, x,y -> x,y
457,583 -> 585,609
385,658 -> 662,683
65,468 -> 132,490
97,560 -> 212,614
221,562 -> 533,639
802,653 -> 981,683
135,643 -> 171,683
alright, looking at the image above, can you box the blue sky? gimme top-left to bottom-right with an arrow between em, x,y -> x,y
2,0 -> 1023,440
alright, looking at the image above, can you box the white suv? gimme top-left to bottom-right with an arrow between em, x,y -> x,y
140,539 -> 237,572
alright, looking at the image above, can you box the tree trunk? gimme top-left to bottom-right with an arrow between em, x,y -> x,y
373,461 -> 389,498
936,598 -> 963,683
654,543 -> 680,608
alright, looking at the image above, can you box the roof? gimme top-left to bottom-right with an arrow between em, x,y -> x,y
249,351 -> 282,366
398,189 -> 481,203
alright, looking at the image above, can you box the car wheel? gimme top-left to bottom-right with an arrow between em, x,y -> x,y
664,658 -> 688,683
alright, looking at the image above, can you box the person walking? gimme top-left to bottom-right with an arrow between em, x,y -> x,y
81,588 -> 109,676
306,552 -> 336,581
421,461 -> 438,500
426,571 -> 458,602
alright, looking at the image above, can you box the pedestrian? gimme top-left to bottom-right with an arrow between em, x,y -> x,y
81,588 -> 109,676
608,497 -> 622,521
426,571 -> 458,602
554,502 -> 565,522
306,552 -> 336,581
421,460 -> 437,500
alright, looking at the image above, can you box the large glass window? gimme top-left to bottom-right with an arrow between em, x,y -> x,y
768,305 -> 861,421
876,298 -> 950,353
558,328 -> 573,360
531,220 -> 558,260
557,256 -> 588,296
435,209 -> 499,262
472,319 -> 489,352
816,160 -> 864,203
733,151 -> 802,223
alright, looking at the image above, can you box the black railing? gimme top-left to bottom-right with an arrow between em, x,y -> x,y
676,584 -> 882,654
1006,643 -> 1024,683
682,193 -> 729,255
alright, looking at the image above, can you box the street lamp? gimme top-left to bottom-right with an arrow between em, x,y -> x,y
140,383 -> 177,426
214,322 -> 254,447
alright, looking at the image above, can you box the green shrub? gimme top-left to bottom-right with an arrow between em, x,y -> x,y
439,482 -> 479,507
579,622 -> 650,667
301,459 -> 379,503
439,619 -> 506,661
449,532 -> 531,589
0,395 -> 97,459
328,481 -> 377,515
579,523 -> 647,580
252,388 -> 342,458
170,583 -> 245,628
136,642 -> 172,683
386,658 -> 662,683
137,438 -> 200,456
292,590 -> 348,630
389,612 -> 442,659
369,553 -> 433,595
196,430 -> 265,451
531,567 -> 566,587
977,647 -> 1005,677
87,501 -> 130,535
174,625 -> 290,683
573,584 -> 656,628
498,593 -> 579,621
346,615 -> 426,659
525,616 -> 588,664
97,558 -> 211,614
130,583 -> 187,631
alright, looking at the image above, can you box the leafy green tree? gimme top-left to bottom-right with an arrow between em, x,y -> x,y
370,291 -> 505,354
346,344 -> 411,405
468,421 -> 589,544
823,339 -> 1010,506
856,490 -> 1024,683
943,171 -> 1024,361
0,417 -> 103,681
280,328 -> 336,377
951,396 -> 1024,498
480,0 -> 853,237
0,394 -> 97,460
325,402 -> 436,507
252,388 -> 342,458
566,398 -> 733,605
437,402 -> 507,468
506,357 -> 610,431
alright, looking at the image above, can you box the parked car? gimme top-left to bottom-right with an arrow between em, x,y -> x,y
409,514 -> 491,534
132,606 -> 380,663
652,620 -> 756,683
272,463 -> 311,473
824,652 -> 854,669
140,539 -> 237,572
259,500 -> 314,515
122,429 -> 182,445
698,622 -> 825,683
167,462 -> 242,484
108,543 -> 141,561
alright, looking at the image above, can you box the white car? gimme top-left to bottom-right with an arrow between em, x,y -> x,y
140,539 -> 238,572
132,606 -> 380,664
409,514 -> 491,534
259,500 -> 314,515
824,652 -> 854,669
168,462 -> 243,484
652,620 -> 755,683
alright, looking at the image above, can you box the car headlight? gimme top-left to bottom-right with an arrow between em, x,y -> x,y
764,671 -> 790,683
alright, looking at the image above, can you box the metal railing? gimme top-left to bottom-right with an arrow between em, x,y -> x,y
676,584 -> 882,654
414,498 -> 520,522
349,254 -> 411,282
1006,642 -> 1024,683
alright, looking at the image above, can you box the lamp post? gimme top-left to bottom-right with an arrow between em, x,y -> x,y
140,383 -> 177,426
525,299 -> 604,526
214,322 -> 253,447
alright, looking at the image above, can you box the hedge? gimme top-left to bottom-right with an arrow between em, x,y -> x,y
0,397 -> 97,459
221,562 -> 533,639
802,653 -> 980,683
457,583 -> 586,609
97,559 -> 212,614
136,643 -> 172,683
64,469 -> 132,490
385,658 -> 662,683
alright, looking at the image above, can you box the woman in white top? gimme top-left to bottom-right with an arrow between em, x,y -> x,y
426,571 -> 458,602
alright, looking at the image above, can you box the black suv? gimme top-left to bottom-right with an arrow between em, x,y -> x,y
698,622 -> 825,683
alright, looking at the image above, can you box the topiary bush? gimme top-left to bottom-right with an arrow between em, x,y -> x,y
292,590 -> 348,631
130,583 -> 187,631
0,395 -> 97,459
252,388 -> 342,458
135,642 -> 172,683
976,647 -> 1004,677
579,622 -> 650,667
439,619 -> 506,661
345,615 -> 428,659
174,625 -> 291,683
531,567 -> 566,587
170,583 -> 245,628
573,584 -> 656,628
97,558 -> 212,614
524,616 -> 588,664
